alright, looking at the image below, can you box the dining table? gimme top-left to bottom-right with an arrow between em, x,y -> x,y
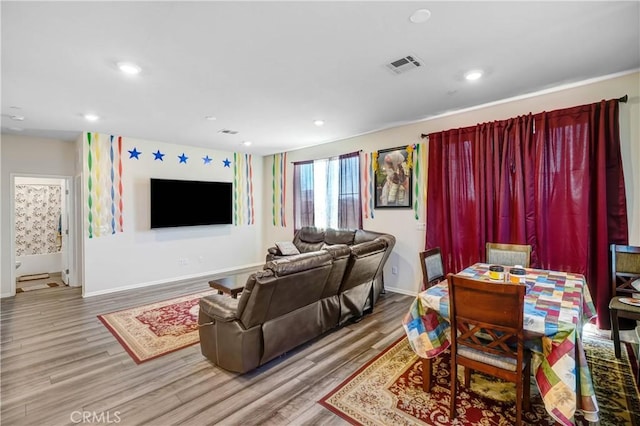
402,262 -> 599,425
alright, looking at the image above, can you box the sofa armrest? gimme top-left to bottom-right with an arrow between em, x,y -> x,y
350,239 -> 387,257
267,246 -> 281,256
199,294 -> 240,322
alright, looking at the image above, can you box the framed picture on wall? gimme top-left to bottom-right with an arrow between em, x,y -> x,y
374,146 -> 413,208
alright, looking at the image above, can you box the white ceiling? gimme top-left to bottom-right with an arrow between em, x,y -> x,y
2,1 -> 639,156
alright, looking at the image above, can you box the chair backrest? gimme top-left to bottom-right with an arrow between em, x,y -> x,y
448,273 -> 525,361
239,251 -> 334,328
419,248 -> 444,291
486,242 -> 532,267
611,244 -> 640,296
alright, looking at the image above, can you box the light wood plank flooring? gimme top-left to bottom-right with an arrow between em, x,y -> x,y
1,279 -> 414,426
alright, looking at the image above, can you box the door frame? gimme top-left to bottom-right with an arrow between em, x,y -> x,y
10,173 -> 79,295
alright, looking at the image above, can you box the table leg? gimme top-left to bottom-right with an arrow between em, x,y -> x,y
422,358 -> 432,392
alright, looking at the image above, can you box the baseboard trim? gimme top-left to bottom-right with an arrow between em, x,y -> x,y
82,262 -> 265,298
384,286 -> 418,297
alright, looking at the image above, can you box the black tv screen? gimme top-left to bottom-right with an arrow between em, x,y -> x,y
150,178 -> 233,228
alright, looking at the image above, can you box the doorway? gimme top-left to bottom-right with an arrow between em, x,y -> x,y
11,174 -> 78,295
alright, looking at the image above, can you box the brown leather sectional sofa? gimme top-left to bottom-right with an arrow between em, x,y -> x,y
198,227 -> 395,373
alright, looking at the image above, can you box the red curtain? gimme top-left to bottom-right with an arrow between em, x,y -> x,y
426,99 -> 627,329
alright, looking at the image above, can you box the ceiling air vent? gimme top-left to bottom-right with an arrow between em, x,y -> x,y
218,129 -> 239,135
385,55 -> 422,75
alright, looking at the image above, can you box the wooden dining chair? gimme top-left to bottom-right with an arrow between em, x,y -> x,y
608,244 -> 640,358
448,273 -> 531,426
636,326 -> 640,383
485,242 -> 532,267
419,247 -> 444,392
419,248 -> 445,292
418,248 -> 446,391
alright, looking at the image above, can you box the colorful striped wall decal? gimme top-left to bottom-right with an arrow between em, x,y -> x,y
281,152 -> 286,227
117,136 -> 124,232
362,153 -> 370,219
94,133 -> 102,237
272,155 -> 277,226
413,143 -> 420,220
233,152 -> 240,225
271,153 -> 286,226
87,133 -> 94,238
410,140 -> 428,223
232,153 -> 255,226
246,153 -> 254,225
419,139 -> 428,223
85,132 -> 124,238
110,135 -> 116,233
369,152 -> 375,218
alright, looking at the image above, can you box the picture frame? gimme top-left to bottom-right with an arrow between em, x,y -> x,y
374,146 -> 413,209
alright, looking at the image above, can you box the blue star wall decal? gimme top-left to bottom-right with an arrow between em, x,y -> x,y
223,158 -> 231,167
202,155 -> 213,165
178,153 -> 189,164
128,147 -> 141,159
153,150 -> 165,161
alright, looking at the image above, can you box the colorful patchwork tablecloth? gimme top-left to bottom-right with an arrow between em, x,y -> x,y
402,263 -> 598,425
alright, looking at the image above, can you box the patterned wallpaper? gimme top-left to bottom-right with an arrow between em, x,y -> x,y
15,184 -> 62,256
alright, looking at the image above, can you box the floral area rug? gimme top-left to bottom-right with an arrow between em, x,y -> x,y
319,334 -> 640,426
98,290 -> 214,363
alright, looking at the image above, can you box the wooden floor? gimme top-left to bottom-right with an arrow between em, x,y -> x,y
0,279 -> 414,426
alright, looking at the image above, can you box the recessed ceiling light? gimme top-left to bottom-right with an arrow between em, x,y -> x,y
409,9 -> 431,24
464,70 -> 483,81
314,119 -> 325,127
84,113 -> 99,122
205,116 -> 217,121
241,141 -> 252,146
117,61 -> 141,75
9,115 -> 25,121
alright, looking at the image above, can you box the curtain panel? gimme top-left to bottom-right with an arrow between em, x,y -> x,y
293,160 -> 314,231
426,99 -> 627,329
15,184 -> 62,256
338,152 -> 363,230
293,151 -> 362,231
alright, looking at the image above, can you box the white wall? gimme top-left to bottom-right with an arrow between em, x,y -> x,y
2,72 -> 638,299
0,139 -> 3,295
262,72 -> 640,296
80,134 -> 264,296
0,135 -> 77,297
1,133 -> 264,298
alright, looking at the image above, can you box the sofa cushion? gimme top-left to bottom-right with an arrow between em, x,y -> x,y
275,241 -> 300,255
322,243 -> 351,260
297,227 -> 326,243
200,294 -> 240,321
264,251 -> 333,277
293,227 -> 326,253
325,228 -> 356,245
354,229 -> 384,244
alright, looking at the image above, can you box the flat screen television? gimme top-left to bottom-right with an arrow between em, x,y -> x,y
150,178 -> 233,228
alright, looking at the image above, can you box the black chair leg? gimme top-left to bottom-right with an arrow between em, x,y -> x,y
610,308 -> 621,359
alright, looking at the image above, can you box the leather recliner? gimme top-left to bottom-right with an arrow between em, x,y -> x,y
199,229 -> 395,373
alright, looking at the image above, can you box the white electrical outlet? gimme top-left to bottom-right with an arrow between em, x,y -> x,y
392,266 -> 398,275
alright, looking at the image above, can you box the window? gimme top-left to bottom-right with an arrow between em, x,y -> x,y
293,152 -> 361,230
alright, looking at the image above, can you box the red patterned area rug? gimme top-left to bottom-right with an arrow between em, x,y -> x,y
98,290 -> 214,364
319,335 -> 640,426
